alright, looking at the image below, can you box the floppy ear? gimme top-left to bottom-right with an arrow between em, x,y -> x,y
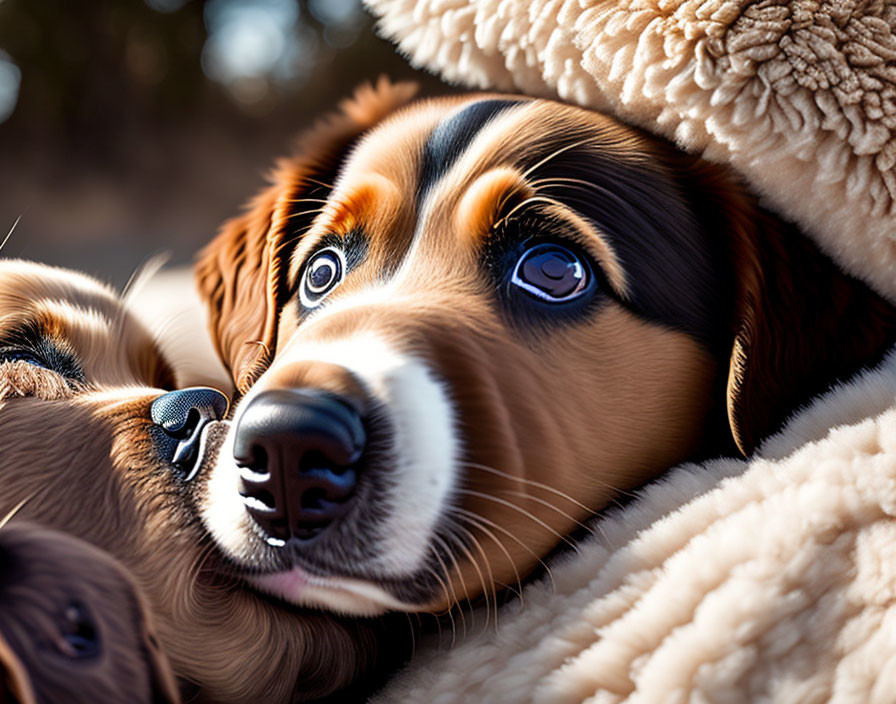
139,616 -> 181,704
0,633 -> 35,704
725,205 -> 896,455
196,77 -> 418,393
669,155 -> 896,456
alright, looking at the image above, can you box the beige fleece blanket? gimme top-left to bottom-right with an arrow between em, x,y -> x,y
376,350 -> 896,703
365,0 -> 896,303
364,1 -> 896,701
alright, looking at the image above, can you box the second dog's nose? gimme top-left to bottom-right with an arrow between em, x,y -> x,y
151,387 -> 229,476
234,389 -> 365,544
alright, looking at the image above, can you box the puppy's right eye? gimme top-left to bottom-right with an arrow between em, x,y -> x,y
300,247 -> 345,308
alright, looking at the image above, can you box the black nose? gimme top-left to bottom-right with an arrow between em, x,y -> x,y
151,387 -> 229,476
234,389 -> 365,544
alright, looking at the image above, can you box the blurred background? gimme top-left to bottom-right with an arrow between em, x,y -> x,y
0,0 -> 449,286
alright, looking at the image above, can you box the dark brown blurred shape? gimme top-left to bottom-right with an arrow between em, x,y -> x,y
0,0 -> 450,286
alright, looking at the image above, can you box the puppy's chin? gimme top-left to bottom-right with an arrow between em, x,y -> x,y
246,568 -> 418,616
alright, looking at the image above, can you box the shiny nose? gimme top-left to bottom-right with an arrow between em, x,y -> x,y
234,389 -> 365,544
151,388 -> 229,476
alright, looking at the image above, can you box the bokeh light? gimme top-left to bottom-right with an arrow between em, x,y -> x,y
202,0 -> 301,107
0,50 -> 20,124
199,0 -> 364,108
144,0 -> 188,12
0,0 -> 448,284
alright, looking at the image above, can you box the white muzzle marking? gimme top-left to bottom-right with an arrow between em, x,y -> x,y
200,330 -> 460,610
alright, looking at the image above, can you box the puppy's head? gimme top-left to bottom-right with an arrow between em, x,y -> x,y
197,83 -> 896,615
0,260 -> 404,702
0,522 -> 179,704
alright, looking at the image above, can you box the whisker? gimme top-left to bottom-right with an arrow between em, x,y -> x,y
496,489 -> 595,537
493,195 -> 560,230
465,469 -> 618,550
121,252 -> 170,304
446,507 -> 528,604
0,213 -> 23,255
449,505 -> 557,595
287,201 -> 326,221
146,309 -> 201,365
430,533 -> 469,638
424,549 -> 457,647
404,612 -> 417,660
284,198 -> 331,205
529,176 -> 606,191
302,176 -> 335,191
455,488 -> 580,553
463,461 -> 637,510
462,460 -> 627,509
243,340 -> 271,357
521,137 -> 601,180
0,493 -> 37,530
442,519 -> 497,633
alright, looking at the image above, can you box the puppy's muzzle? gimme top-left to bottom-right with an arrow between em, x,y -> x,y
234,389 -> 366,545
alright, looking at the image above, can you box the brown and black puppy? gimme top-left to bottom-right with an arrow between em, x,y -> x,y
0,522 -> 180,704
0,260 -> 403,703
195,80 -> 896,617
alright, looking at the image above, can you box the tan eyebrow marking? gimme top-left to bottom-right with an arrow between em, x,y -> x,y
455,168 -> 534,248
455,168 -> 629,296
536,202 -> 629,296
327,174 -> 401,238
287,175 -> 402,287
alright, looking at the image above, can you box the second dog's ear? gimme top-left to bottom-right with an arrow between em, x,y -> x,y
196,78 -> 418,393
139,613 -> 181,704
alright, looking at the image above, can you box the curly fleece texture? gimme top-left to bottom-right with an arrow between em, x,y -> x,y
376,350 -> 896,703
365,0 -> 896,303
364,2 -> 896,701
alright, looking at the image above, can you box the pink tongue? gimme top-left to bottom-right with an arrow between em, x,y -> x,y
250,569 -> 308,602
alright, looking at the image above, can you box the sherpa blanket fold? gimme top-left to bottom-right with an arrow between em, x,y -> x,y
364,1 -> 896,701
375,352 -> 896,704
365,0 -> 896,303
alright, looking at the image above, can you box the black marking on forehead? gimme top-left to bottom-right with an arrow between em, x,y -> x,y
530,143 -> 729,351
417,99 -> 524,205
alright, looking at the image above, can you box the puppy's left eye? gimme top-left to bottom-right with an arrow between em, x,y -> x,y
511,243 -> 591,302
300,247 -> 345,308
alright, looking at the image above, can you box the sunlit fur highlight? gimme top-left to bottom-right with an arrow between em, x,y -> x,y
0,260 -> 395,702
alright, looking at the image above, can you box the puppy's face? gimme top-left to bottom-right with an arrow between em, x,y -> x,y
198,85 -> 896,617
0,523 -> 179,704
199,93 -> 728,614
0,261 -> 400,702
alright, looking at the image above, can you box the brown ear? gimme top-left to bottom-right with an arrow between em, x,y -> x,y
139,617 -> 181,704
725,206 -> 896,455
196,77 -> 418,393
0,633 -> 35,704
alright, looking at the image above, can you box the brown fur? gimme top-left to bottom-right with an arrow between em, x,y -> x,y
0,261 -> 402,702
196,77 -> 420,394
0,522 -> 180,704
195,83 -> 896,613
